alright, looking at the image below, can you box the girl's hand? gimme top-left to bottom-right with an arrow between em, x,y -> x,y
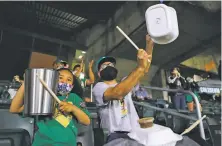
59,101 -> 74,113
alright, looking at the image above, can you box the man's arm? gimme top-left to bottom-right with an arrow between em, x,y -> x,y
86,60 -> 95,86
145,35 -> 154,73
104,49 -> 150,101
167,76 -> 177,84
74,60 -> 84,78
10,83 -> 24,113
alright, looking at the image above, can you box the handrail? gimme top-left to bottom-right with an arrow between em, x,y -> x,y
141,86 -> 206,140
90,84 -> 93,102
133,101 -> 198,121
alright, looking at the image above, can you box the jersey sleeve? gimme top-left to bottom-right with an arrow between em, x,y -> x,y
70,93 -> 91,118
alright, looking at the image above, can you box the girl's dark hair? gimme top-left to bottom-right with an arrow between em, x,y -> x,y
71,76 -> 84,97
57,68 -> 84,97
57,68 -> 75,85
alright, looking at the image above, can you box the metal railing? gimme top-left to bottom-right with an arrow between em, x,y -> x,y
134,86 -> 206,140
134,101 -> 198,121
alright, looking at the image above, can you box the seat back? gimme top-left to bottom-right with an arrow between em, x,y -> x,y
0,129 -> 31,146
0,138 -> 13,146
0,109 -> 34,145
76,106 -> 99,146
0,109 -> 34,140
76,123 -> 94,146
207,125 -> 221,146
90,106 -> 108,146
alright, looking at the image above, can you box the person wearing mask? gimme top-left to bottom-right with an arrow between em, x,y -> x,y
52,59 -> 84,98
10,68 -> 90,146
93,35 -> 153,144
93,36 -> 204,146
167,67 -> 187,110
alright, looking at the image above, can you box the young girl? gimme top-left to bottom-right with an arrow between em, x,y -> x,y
10,68 -> 91,146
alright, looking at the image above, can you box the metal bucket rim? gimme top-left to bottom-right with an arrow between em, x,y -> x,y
25,68 -> 58,72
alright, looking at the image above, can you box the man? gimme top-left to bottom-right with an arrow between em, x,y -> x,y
167,67 -> 187,110
134,85 -> 150,101
73,60 -> 95,89
93,35 -> 153,145
53,59 -> 69,70
93,36 -> 206,146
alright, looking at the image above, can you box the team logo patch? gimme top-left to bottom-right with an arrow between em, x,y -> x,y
80,102 -> 86,108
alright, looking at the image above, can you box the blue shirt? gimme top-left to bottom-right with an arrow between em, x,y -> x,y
135,88 -> 149,99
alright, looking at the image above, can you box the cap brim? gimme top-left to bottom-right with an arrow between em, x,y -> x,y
97,56 -> 116,71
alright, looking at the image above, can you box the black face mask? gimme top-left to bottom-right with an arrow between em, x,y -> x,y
100,66 -> 118,81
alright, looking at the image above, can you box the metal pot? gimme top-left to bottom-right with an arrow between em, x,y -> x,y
24,68 -> 58,116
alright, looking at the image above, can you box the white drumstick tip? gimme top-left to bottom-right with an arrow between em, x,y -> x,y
116,26 -> 140,50
180,115 -> 206,136
116,26 -> 151,63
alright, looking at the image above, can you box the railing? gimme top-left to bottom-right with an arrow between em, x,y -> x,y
133,101 -> 198,121
134,86 -> 206,140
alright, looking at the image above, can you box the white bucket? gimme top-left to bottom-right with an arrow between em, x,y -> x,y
145,4 -> 179,45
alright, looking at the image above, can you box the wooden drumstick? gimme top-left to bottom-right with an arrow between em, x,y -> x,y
180,115 -> 206,136
116,26 -> 151,63
36,74 -> 61,104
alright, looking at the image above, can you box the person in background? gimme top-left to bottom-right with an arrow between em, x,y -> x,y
14,75 -> 24,84
185,77 -> 202,112
73,60 -> 95,89
167,67 -> 187,110
213,92 -> 221,102
132,83 -> 140,97
10,68 -> 90,146
53,59 -> 69,70
134,85 -> 150,101
73,60 -> 95,102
